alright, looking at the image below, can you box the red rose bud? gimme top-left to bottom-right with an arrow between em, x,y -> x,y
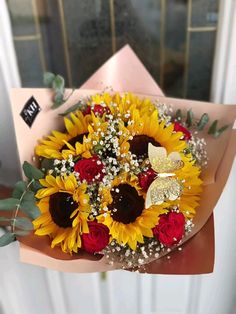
138,168 -> 156,191
174,122 -> 191,140
92,104 -> 111,117
74,155 -> 105,183
82,221 -> 110,253
153,212 -> 185,247
82,106 -> 91,116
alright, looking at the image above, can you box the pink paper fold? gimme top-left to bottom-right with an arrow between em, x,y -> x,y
81,44 -> 164,96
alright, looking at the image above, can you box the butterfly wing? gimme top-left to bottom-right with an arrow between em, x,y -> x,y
145,177 -> 183,208
148,144 -> 184,173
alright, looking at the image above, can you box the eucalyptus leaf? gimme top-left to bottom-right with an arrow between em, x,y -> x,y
43,72 -> 55,87
208,120 -> 218,135
22,190 -> 35,202
43,72 -> 76,110
0,232 -> 16,247
197,113 -> 209,131
218,124 -> 229,133
23,161 -> 44,180
54,92 -> 64,103
30,180 -> 43,192
13,217 -> 34,231
212,124 -> 229,138
175,109 -> 182,121
0,198 -> 19,211
12,181 -> 27,199
51,93 -> 65,108
59,101 -> 83,117
186,109 -> 193,128
52,75 -> 65,94
40,158 -> 55,173
20,201 -> 40,219
15,230 -> 30,236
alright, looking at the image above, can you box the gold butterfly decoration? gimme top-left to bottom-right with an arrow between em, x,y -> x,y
145,143 -> 184,208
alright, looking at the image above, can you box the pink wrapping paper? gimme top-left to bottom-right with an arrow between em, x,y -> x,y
80,44 -> 164,96
9,45 -> 236,273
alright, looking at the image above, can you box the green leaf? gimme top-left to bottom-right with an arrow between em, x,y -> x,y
23,161 -> 44,180
54,92 -> 64,104
30,180 -> 43,193
208,120 -> 218,135
93,144 -> 104,154
197,113 -> 209,131
218,125 -> 229,133
15,230 -> 30,236
51,93 -> 65,109
175,109 -> 182,121
22,190 -> 35,202
40,158 -> 55,173
12,181 -> 27,199
186,109 -> 193,128
0,198 -> 19,210
0,232 -> 16,246
52,75 -> 65,94
20,201 -> 40,219
13,217 -> 34,231
59,102 -> 83,117
212,124 -> 229,138
43,72 -> 55,87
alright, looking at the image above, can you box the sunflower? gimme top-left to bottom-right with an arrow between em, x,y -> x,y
112,92 -> 156,117
33,174 -> 91,254
123,106 -> 187,161
168,155 -> 203,219
90,92 -> 156,121
97,173 -> 168,250
35,111 -> 92,160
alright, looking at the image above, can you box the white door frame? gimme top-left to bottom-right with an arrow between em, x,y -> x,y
0,0 -> 21,186
0,1 -> 236,314
211,0 -> 236,104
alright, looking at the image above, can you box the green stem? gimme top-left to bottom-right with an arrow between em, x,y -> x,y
63,88 -> 75,102
11,179 -> 34,233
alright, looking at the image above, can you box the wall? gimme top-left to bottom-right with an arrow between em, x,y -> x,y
0,0 -> 21,186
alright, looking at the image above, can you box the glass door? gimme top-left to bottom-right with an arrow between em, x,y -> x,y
7,0 -> 219,100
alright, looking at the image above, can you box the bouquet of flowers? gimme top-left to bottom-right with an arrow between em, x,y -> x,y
0,46 -> 235,274
32,90 -> 210,269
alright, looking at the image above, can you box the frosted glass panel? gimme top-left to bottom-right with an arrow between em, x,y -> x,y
7,0 -> 219,101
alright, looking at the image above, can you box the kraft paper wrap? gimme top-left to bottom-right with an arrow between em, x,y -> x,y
9,45 -> 236,274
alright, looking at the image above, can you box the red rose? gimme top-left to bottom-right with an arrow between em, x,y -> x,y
174,122 -> 191,140
82,106 -> 91,116
82,221 -> 110,253
153,212 -> 185,247
92,104 -> 111,116
74,155 -> 105,183
138,168 -> 156,191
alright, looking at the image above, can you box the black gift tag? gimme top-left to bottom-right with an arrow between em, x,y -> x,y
20,96 -> 41,127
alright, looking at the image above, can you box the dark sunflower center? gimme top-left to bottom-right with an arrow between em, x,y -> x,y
129,135 -> 161,159
108,184 -> 144,224
49,192 -> 78,228
60,133 -> 88,151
